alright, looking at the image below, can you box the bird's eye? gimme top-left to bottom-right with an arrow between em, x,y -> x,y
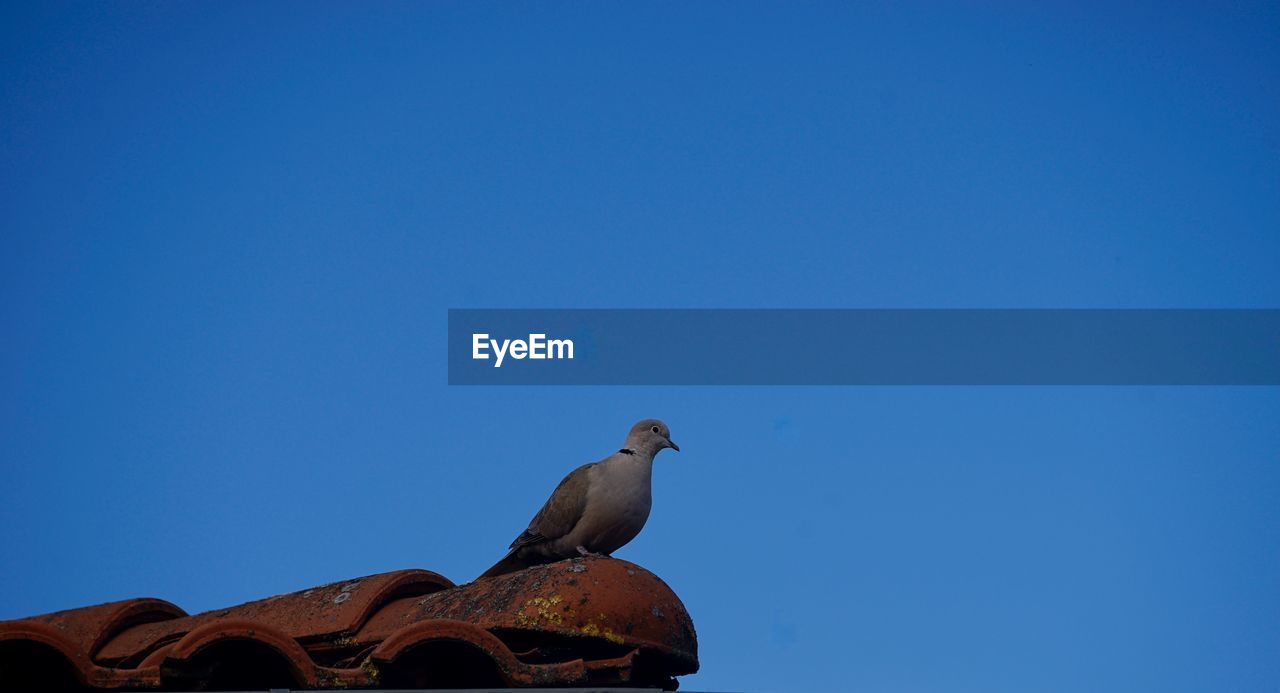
652,426 -> 660,433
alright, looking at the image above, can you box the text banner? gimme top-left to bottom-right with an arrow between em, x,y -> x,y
448,309 -> 1280,385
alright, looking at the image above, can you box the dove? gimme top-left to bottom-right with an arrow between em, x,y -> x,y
479,419 -> 679,579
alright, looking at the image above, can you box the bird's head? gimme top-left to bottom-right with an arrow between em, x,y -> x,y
625,418 -> 679,456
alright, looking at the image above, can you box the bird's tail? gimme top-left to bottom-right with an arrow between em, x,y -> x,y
478,549 -> 530,579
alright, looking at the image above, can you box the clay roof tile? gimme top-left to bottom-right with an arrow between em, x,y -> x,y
0,557 -> 697,691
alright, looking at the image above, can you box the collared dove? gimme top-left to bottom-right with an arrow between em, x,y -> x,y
479,419 -> 679,579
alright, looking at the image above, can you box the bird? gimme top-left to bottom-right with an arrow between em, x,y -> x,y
478,419 -> 679,579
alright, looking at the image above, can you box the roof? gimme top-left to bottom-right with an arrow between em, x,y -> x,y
0,556 -> 698,690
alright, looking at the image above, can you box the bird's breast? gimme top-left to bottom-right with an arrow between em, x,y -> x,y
580,459 -> 653,553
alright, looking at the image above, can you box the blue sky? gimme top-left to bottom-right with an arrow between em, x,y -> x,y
2,3 -> 1278,691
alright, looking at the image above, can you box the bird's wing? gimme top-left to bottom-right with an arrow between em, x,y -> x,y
509,461 -> 597,549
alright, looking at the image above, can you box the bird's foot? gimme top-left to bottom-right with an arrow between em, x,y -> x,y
575,546 -> 605,558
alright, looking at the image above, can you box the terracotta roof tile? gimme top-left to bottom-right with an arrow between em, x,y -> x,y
0,557 -> 697,690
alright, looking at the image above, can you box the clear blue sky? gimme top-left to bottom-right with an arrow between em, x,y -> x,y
2,3 -> 1278,691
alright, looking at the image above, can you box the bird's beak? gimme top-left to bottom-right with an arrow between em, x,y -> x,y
668,439 -> 680,452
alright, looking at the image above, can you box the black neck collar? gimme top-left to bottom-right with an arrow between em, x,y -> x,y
618,448 -> 636,455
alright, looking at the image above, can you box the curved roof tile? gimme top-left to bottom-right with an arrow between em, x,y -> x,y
0,557 -> 697,690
